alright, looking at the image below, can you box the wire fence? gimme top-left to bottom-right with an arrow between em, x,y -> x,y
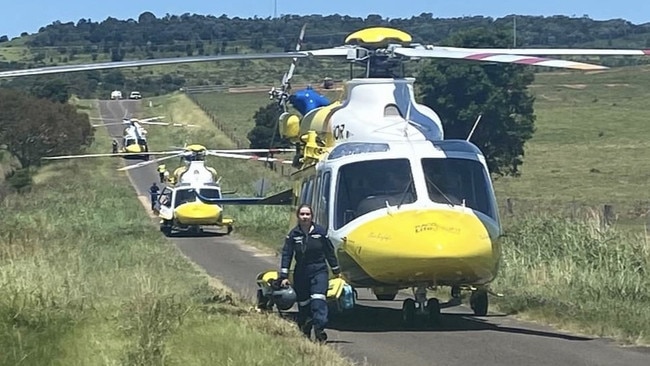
184,88 -> 293,177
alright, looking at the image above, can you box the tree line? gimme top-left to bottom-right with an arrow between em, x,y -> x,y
19,13 -> 650,51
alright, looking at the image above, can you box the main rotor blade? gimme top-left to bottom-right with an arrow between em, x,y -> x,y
430,46 -> 650,56
207,148 -> 294,154
42,152 -> 151,160
303,47 -> 352,57
393,48 -> 608,70
285,24 -> 307,85
206,151 -> 293,164
0,53 -> 307,78
117,153 -> 183,171
137,121 -> 198,127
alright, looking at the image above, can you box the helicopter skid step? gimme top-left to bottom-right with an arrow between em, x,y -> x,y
160,222 -> 233,236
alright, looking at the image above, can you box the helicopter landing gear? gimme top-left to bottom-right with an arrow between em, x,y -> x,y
189,225 -> 203,235
160,220 -> 172,237
401,286 -> 441,326
469,288 -> 489,316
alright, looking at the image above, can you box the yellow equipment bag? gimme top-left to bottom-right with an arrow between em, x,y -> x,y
255,270 -> 354,311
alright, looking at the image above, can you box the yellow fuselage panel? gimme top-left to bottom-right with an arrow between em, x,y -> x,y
342,209 -> 498,286
124,144 -> 144,153
174,202 -> 222,225
299,101 -> 342,146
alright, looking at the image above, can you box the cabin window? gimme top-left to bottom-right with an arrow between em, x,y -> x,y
312,174 -> 322,216
421,158 -> 497,220
319,171 -> 331,229
174,189 -> 196,207
334,159 -> 415,229
299,176 -> 315,206
199,188 -> 221,199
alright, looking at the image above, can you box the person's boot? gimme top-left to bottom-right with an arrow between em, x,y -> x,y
298,318 -> 312,339
314,327 -> 328,343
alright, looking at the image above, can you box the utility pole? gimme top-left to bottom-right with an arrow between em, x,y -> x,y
274,0 -> 277,18
513,15 -> 517,48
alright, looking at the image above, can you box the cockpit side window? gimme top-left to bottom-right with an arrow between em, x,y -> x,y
421,158 -> 497,220
158,188 -> 173,207
199,188 -> 221,199
334,159 -> 415,229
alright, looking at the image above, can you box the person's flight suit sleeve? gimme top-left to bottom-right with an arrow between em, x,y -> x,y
322,235 -> 341,276
279,234 -> 294,279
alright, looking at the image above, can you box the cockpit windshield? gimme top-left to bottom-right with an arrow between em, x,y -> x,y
421,158 -> 497,220
124,138 -> 135,146
199,188 -> 221,199
334,158 -> 416,229
174,189 -> 196,207
186,151 -> 206,161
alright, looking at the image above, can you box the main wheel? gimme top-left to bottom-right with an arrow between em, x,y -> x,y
160,222 -> 172,237
426,298 -> 441,324
401,298 -> 416,324
470,290 -> 488,316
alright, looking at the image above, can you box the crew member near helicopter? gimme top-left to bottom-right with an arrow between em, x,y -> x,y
279,204 -> 340,342
156,164 -> 167,183
148,182 -> 160,211
111,139 -> 118,154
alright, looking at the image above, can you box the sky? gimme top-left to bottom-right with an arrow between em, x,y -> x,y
3,0 -> 650,38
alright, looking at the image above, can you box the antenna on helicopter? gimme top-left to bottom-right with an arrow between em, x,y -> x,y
466,115 -> 483,142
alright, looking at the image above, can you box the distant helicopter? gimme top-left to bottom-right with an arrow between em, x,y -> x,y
1,25 -> 647,324
46,116 -> 199,161
119,144 -> 294,236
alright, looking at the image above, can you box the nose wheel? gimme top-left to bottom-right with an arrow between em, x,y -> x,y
401,286 -> 441,326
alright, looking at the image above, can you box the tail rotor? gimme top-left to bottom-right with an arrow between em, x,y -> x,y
269,23 -> 307,112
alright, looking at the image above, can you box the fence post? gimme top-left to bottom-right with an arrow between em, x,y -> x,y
603,204 -> 615,227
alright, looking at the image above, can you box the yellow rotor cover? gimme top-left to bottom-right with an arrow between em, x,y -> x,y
345,27 -> 412,46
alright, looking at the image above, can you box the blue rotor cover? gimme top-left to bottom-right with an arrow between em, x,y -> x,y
290,86 -> 331,115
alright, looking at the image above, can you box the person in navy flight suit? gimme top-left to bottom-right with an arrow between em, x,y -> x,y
148,182 -> 160,211
279,204 -> 341,342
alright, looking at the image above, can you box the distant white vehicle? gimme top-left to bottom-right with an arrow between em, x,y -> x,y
129,91 -> 142,100
110,90 -> 122,100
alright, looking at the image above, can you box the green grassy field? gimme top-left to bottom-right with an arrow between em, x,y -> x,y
188,66 -> 650,345
495,65 -> 650,229
0,98 -> 352,365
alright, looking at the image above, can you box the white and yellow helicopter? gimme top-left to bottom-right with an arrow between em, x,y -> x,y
1,25 -> 648,323
119,143 -> 294,236
194,27 -> 650,322
46,115 -> 199,161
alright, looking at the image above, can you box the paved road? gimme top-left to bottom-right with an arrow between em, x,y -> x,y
99,100 -> 650,366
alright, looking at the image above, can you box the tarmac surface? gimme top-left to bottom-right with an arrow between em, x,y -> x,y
100,99 -> 650,366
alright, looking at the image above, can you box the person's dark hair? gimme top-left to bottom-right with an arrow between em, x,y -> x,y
295,204 -> 313,218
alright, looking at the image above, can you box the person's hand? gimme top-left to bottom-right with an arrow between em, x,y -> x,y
280,279 -> 290,287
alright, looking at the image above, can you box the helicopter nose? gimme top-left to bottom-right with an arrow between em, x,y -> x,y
174,202 -> 222,225
124,145 -> 142,153
342,208 -> 498,285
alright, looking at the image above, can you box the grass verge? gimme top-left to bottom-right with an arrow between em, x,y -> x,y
493,212 -> 649,345
0,100 -> 352,365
